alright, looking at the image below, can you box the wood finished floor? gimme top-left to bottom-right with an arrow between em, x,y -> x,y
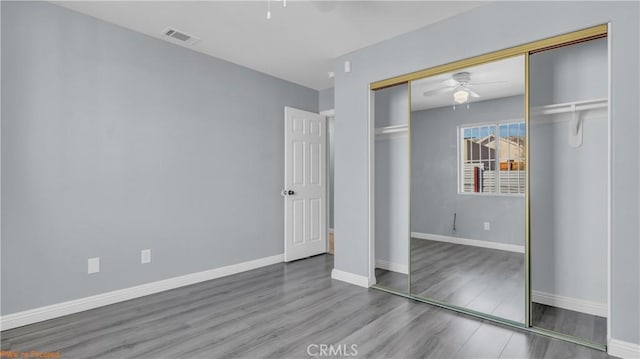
1,255 -> 613,358
410,239 -> 525,323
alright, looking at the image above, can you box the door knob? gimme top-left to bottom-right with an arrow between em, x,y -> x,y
281,189 -> 296,196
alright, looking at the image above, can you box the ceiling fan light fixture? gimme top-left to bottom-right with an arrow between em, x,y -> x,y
453,89 -> 469,104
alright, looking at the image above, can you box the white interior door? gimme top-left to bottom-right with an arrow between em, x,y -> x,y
284,107 -> 327,262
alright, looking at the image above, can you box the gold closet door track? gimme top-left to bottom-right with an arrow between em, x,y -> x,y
370,24 -> 607,91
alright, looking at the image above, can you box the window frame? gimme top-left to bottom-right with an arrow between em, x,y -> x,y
457,118 -> 526,197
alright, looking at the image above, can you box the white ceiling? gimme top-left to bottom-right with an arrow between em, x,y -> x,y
410,55 -> 525,111
53,1 -> 487,90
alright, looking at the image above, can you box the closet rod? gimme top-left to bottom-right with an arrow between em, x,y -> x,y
532,98 -> 607,116
375,124 -> 408,135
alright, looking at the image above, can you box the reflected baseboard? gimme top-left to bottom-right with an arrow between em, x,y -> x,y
532,290 -> 607,318
375,260 -> 408,274
411,232 -> 525,253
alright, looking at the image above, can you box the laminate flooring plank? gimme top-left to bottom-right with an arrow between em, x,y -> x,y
499,330 -> 552,359
454,322 -> 514,359
501,331 -> 610,359
244,288 -> 408,359
357,306 -> 483,359
158,285 -> 372,358
329,301 -> 432,358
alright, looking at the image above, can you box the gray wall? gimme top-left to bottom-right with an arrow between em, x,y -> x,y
1,1 -> 318,315
411,96 -> 525,246
333,1 -> 639,344
531,117 -> 608,303
374,85 -> 409,269
374,85 -> 408,128
530,38 -> 608,106
530,39 -> 608,304
319,87 -> 335,112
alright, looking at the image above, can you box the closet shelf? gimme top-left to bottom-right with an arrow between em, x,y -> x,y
531,98 -> 607,116
375,124 -> 408,135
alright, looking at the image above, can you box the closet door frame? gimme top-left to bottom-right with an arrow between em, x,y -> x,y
366,23 -> 610,352
367,82 -> 412,294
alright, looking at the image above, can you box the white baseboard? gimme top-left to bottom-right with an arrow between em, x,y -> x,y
375,260 -> 408,274
411,232 -> 525,253
608,339 -> 640,359
532,290 -> 607,318
0,254 -> 284,331
319,109 -> 335,116
331,269 -> 372,288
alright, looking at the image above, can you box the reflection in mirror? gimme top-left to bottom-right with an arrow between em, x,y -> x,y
374,83 -> 409,293
530,38 -> 608,344
409,56 -> 525,322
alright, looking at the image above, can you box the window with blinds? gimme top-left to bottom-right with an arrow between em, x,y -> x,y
460,122 -> 526,195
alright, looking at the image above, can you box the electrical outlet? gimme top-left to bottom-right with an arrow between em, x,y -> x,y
88,257 -> 100,274
484,222 -> 491,231
141,249 -> 151,264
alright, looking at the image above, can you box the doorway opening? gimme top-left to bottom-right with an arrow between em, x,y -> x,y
325,111 -> 335,255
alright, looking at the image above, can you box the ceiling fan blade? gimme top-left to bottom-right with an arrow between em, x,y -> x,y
441,78 -> 460,87
470,80 -> 508,86
423,87 -> 453,96
468,89 -> 481,98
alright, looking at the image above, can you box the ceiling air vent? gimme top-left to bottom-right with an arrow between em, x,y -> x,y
162,27 -> 200,46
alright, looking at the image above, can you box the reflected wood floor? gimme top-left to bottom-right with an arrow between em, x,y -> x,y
1,255 -> 612,358
411,239 -> 525,323
532,303 -> 607,345
375,268 -> 409,293
379,238 -> 607,347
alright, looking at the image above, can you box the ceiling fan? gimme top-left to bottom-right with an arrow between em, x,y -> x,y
422,72 -> 507,106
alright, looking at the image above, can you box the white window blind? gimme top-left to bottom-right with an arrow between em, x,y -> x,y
460,122 -> 525,195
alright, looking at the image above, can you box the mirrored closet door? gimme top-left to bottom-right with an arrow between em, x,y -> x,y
529,37 -> 609,345
373,83 -> 410,293
409,56 -> 526,323
369,24 -> 609,351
